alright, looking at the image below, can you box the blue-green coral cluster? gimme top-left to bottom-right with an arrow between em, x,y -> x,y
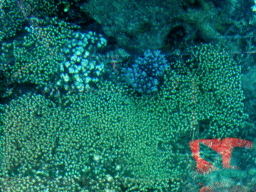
0,0 -> 252,191
122,50 -> 169,93
0,84 -> 184,191
59,31 -> 107,92
1,17 -> 107,95
164,44 -> 247,139
0,0 -> 59,41
0,44 -> 248,191
1,18 -> 76,87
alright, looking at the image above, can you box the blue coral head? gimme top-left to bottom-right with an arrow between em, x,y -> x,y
122,49 -> 169,94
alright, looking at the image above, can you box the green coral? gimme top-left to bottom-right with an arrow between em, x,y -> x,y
0,44 -> 248,190
0,0 -> 25,41
0,104 -> 4,170
164,43 -> 247,139
1,82 -> 186,191
0,0 -> 60,41
1,17 -> 78,87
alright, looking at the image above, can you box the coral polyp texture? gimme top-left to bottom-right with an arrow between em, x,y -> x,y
0,18 -> 107,95
122,49 -> 169,94
0,0 -> 255,191
0,43 -> 248,191
165,43 -> 248,139
0,0 -> 59,41
1,18 -> 77,87
0,41 -> 250,191
59,31 -> 107,92
1,83 -> 185,191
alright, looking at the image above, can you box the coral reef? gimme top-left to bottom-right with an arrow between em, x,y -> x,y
0,0 -> 60,41
122,50 -> 169,94
0,44 -> 249,191
165,43 -> 247,139
0,17 -> 107,97
0,0 -> 255,191
59,31 -> 107,92
1,83 -> 184,191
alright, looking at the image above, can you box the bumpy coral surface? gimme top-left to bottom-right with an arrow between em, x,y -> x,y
0,44 -> 248,191
122,50 -> 169,94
